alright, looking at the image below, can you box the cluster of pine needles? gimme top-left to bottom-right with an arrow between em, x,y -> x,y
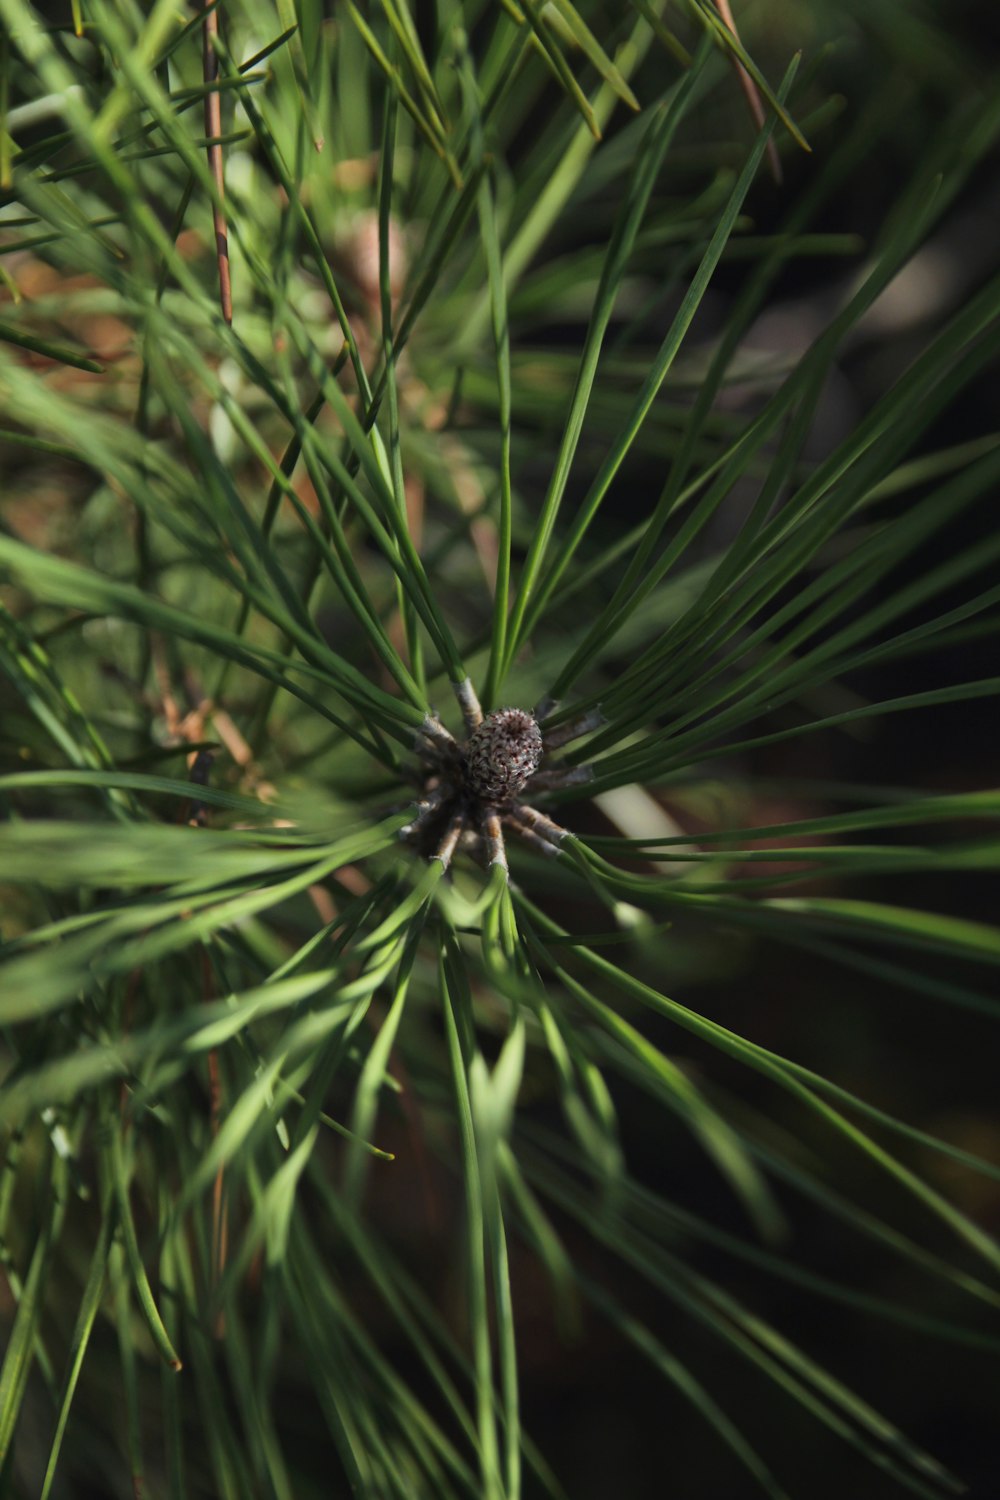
1,2 -> 1000,1497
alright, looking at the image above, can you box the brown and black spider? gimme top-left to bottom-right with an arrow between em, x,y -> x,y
400,678 -> 602,876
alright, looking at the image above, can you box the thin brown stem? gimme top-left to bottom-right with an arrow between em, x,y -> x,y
507,802 -> 567,848
203,3 -> 233,323
482,808 -> 508,873
714,0 -> 782,185
417,714 -> 461,753
502,810 -> 562,858
400,782 -> 449,840
454,676 -> 484,733
433,809 -> 467,869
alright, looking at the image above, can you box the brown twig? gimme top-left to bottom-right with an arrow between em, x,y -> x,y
714,0 -> 783,185
203,3 -> 233,323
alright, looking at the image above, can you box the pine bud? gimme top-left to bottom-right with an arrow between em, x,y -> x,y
464,708 -> 543,803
